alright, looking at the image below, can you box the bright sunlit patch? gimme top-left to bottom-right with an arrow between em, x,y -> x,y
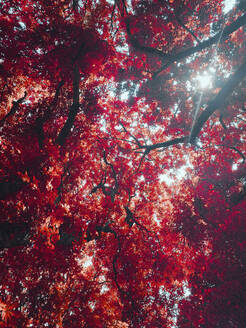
223,0 -> 236,14
159,163 -> 193,186
99,117 -> 107,132
120,90 -> 129,101
195,72 -> 213,89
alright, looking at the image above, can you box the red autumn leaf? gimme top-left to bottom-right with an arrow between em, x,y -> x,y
0,0 -> 246,327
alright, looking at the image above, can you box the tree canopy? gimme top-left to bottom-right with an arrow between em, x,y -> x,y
0,0 -> 246,327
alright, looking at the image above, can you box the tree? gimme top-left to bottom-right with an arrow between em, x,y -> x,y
0,0 -> 245,326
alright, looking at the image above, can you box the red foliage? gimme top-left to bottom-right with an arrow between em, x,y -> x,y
0,0 -> 246,327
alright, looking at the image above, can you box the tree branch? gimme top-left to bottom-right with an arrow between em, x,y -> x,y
140,136 -> 188,152
0,92 -> 27,126
56,64 -> 80,146
126,18 -> 170,61
119,122 -> 142,147
189,59 -> 246,143
230,147 -> 245,164
120,123 -> 187,153
126,14 -> 246,71
219,114 -> 227,130
54,162 -> 71,206
168,14 -> 246,64
36,80 -> 64,148
102,150 -> 119,202
175,14 -> 201,44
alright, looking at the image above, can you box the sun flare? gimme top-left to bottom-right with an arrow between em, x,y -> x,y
195,72 -> 213,89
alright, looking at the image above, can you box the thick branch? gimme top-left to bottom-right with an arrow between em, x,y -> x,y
126,14 -> 246,68
175,14 -> 201,44
189,59 -> 246,143
56,65 -> 80,146
126,19 -> 170,61
140,136 -> 188,152
169,14 -> 246,64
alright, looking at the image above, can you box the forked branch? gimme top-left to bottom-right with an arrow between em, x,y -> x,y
126,14 -> 246,71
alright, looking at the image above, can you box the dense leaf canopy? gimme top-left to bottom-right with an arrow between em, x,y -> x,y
0,0 -> 246,327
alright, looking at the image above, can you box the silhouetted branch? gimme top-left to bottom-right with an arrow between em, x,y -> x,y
36,80 -> 64,148
140,136 -> 188,151
190,59 -> 246,143
230,147 -> 245,164
168,14 -> 246,63
119,122 -> 142,147
124,206 -> 151,235
120,125 -> 187,170
0,92 -> 27,126
91,171 -> 107,194
120,122 -> 187,154
103,150 -> 119,201
126,14 -> 246,70
175,14 -> 201,44
126,18 -> 170,61
56,64 -> 80,146
54,162 -> 71,206
219,114 -> 227,130
91,151 -> 119,201
237,115 -> 246,123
